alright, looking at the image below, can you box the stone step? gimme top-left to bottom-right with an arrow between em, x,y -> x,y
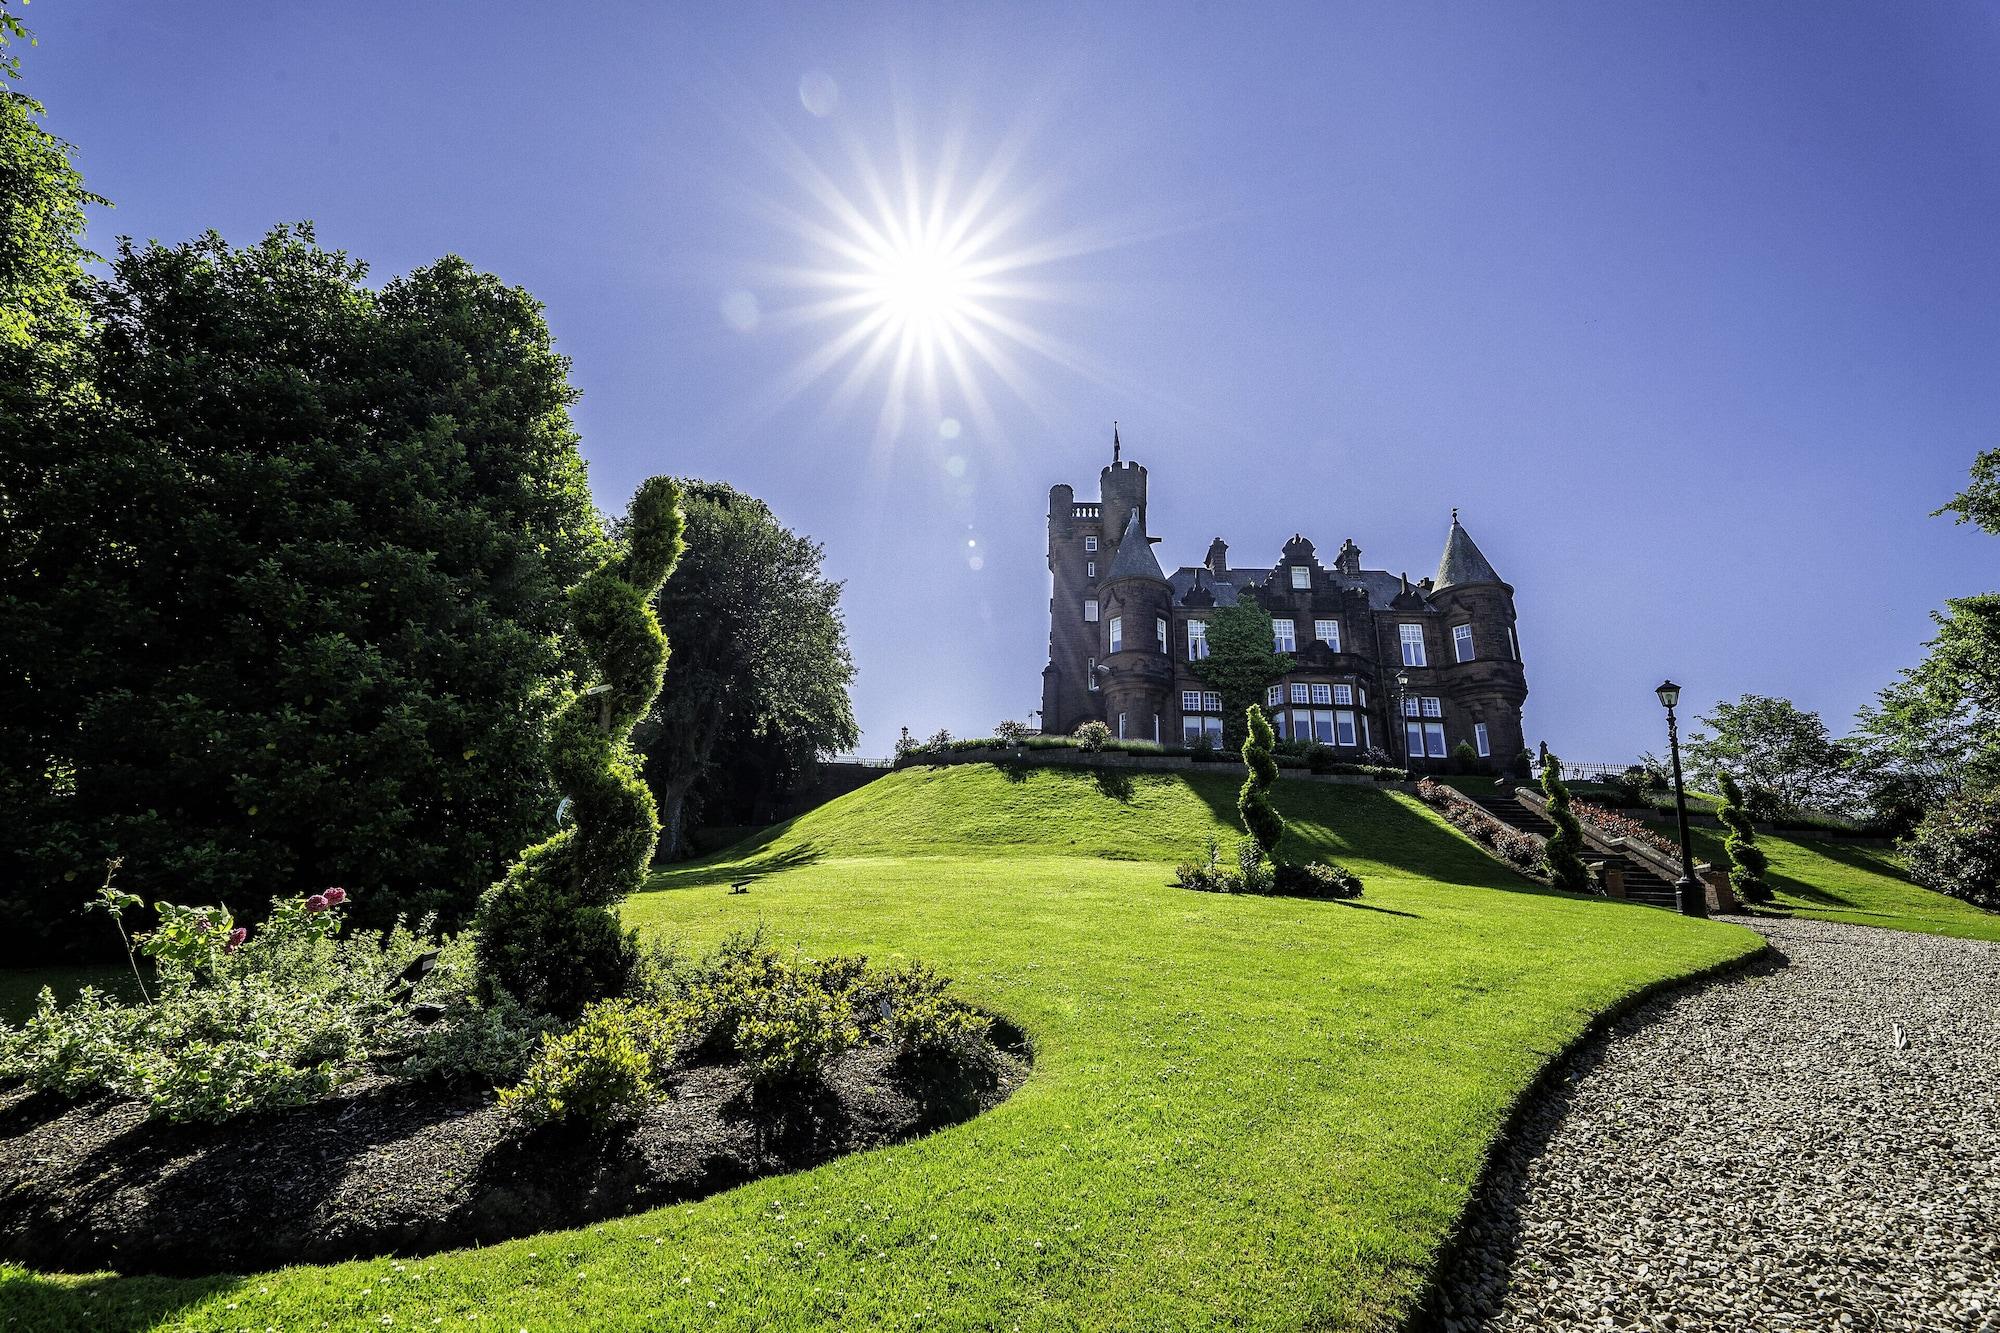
1466,791 -> 1680,909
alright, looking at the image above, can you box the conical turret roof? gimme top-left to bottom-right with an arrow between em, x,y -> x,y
1105,506 -> 1167,584
1435,510 -> 1502,589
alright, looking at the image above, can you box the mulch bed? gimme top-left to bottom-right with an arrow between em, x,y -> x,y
0,1039 -> 1026,1277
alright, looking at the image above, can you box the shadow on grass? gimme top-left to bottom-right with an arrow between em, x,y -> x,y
1092,769 -> 1135,802
646,841 -> 825,893
0,1270 -> 239,1333
1327,899 -> 1421,919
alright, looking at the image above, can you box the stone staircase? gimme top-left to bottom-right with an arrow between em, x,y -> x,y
1468,791 -> 1682,910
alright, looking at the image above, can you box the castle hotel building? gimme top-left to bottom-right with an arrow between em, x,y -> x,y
1041,434 -> 1529,772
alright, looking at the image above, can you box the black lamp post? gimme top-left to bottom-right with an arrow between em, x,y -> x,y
1395,670 -> 1413,780
1655,680 -> 1708,919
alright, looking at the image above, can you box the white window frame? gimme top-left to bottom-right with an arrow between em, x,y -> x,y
1399,623 -> 1427,667
1084,536 -> 1098,553
1266,685 -> 1282,708
1086,560 -> 1096,578
1156,617 -> 1168,653
1182,690 -> 1203,713
1201,691 -> 1222,712
1290,683 -> 1309,705
1508,625 -> 1520,660
1335,710 -> 1357,747
1454,623 -> 1475,664
1405,720 -> 1426,758
1421,696 -> 1443,718
1424,721 -> 1448,758
1187,620 -> 1209,661
1309,683 -> 1333,705
1402,696 -> 1422,718
1331,684 -> 1353,706
1108,615 -> 1122,653
1084,598 -> 1098,623
1273,618 -> 1297,653
1118,711 -> 1127,739
1086,656 -> 1098,691
1474,722 -> 1491,757
1315,619 -> 1340,651
1290,565 -> 1311,589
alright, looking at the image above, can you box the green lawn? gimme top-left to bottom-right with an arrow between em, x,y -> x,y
1661,820 -> 2000,943
1,765 -> 1761,1331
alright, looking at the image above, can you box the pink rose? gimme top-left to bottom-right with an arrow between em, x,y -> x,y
306,894 -> 329,913
224,926 -> 248,954
323,887 -> 347,906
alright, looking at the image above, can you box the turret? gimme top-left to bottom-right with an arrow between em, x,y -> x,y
1428,509 -> 1528,773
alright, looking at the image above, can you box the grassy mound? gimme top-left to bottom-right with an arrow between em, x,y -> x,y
3,765 -> 1758,1331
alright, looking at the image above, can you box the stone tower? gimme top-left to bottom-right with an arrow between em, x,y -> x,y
1425,511 -> 1529,770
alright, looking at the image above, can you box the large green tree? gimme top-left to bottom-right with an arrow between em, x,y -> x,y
1193,599 -> 1292,751
1937,446 -> 2000,536
633,480 -> 857,859
0,224 -> 606,959
1685,694 -> 1852,818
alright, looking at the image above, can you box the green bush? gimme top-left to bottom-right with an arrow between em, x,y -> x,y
475,477 -> 686,1020
1272,861 -> 1364,899
1716,773 -> 1772,904
1539,752 -> 1593,894
499,998 -> 683,1127
0,882 -> 448,1122
675,935 -> 865,1088
859,962 -> 993,1057
1072,721 -> 1112,753
1900,787 -> 2000,911
1238,706 -> 1285,856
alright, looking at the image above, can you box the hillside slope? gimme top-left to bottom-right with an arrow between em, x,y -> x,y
6,765 -> 1761,1332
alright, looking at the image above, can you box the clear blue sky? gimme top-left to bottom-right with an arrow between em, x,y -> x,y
25,2 -> 2000,760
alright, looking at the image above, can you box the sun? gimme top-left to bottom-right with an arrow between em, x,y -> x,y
734,104 -> 1137,448
860,228 -> 976,337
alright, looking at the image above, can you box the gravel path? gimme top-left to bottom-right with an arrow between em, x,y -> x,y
1429,916 -> 2000,1332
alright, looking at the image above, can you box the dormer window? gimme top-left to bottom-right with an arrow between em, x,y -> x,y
1290,566 -> 1311,589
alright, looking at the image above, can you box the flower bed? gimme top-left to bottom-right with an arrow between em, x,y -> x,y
1571,800 -> 1681,862
1415,779 -> 1546,879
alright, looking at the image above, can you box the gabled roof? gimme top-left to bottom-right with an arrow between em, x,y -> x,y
1435,513 -> 1502,589
1169,564 -> 1423,611
1104,507 -> 1167,584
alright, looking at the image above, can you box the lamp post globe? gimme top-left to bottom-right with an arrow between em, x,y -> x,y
1656,680 -> 1707,918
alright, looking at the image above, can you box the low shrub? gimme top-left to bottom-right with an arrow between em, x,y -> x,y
0,876 -> 450,1123
1570,800 -> 1680,861
1072,720 -> 1112,753
1272,861 -> 1364,899
1899,788 -> 2000,911
499,998 -> 683,1127
858,961 -> 993,1058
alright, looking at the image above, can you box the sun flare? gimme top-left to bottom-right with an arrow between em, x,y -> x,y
735,102 -> 1138,449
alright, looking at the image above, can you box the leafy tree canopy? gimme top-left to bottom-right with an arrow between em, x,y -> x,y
1193,599 -> 1292,750
1936,446 -> 2000,536
1854,593 -> 2000,811
0,224 -> 606,959
633,479 -> 858,858
1685,694 -> 1852,818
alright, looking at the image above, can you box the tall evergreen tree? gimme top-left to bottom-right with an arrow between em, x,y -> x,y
476,478 -> 684,1018
1539,751 -> 1591,893
1237,704 -> 1285,858
1715,773 -> 1771,904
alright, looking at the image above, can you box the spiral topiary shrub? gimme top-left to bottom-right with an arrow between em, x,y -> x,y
474,478 -> 686,1020
1238,705 -> 1285,857
1716,773 -> 1772,904
1539,750 -> 1592,894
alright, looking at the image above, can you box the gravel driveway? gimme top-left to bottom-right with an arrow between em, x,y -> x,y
1426,916 -> 2000,1332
